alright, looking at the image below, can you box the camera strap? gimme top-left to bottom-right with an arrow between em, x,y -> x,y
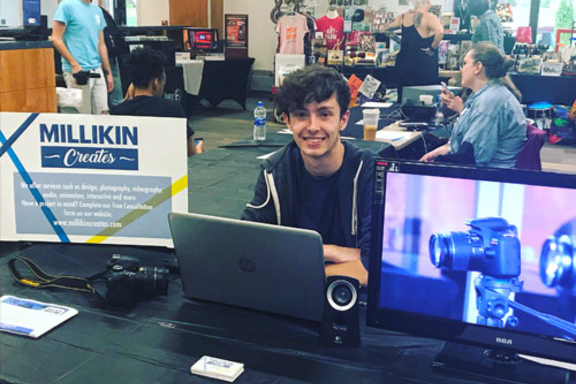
8,257 -> 103,295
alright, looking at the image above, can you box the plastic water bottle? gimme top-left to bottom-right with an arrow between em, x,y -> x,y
253,101 -> 267,141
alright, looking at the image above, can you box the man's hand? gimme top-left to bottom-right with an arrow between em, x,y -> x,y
440,90 -> 464,114
323,244 -> 361,263
420,47 -> 435,56
123,83 -> 135,101
71,63 -> 83,74
420,151 -> 437,162
419,144 -> 450,162
325,259 -> 368,286
106,72 -> 114,92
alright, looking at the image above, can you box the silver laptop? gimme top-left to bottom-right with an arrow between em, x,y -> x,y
168,212 -> 326,322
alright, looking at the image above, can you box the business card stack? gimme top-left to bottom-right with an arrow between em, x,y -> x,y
190,356 -> 244,382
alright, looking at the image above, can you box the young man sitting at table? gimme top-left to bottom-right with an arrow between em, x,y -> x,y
241,65 -> 375,285
110,47 -> 202,156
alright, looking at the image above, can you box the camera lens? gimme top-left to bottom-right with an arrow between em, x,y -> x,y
429,231 -> 479,271
540,235 -> 575,289
429,233 -> 451,267
332,284 -> 353,306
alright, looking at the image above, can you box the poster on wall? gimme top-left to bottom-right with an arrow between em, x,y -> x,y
0,113 -> 188,248
225,14 -> 248,49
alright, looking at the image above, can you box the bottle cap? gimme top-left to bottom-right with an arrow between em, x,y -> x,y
257,101 -> 264,107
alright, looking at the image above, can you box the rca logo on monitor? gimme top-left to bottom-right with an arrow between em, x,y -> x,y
495,337 -> 513,345
39,123 -> 139,171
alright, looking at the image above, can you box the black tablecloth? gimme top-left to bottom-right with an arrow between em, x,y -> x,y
0,138 -> 533,384
0,242 -> 453,384
510,73 -> 576,106
183,58 -> 255,113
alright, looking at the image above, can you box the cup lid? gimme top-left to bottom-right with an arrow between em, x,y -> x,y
362,108 -> 380,116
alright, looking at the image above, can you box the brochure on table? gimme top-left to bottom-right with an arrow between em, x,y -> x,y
0,113 -> 188,247
0,295 -> 78,339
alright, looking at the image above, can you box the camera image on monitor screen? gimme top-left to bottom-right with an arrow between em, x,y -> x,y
378,172 -> 576,341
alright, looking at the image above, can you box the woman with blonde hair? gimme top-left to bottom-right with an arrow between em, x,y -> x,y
420,42 -> 526,168
384,0 -> 444,95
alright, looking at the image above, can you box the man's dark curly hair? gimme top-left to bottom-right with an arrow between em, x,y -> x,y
128,47 -> 167,88
275,65 -> 350,119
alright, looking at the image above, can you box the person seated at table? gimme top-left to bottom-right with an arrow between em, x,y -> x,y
110,47 -> 202,156
420,42 -> 526,168
241,65 -> 375,286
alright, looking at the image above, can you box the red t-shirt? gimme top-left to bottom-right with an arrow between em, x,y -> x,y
315,16 -> 344,50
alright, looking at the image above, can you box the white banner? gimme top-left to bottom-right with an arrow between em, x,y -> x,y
0,112 -> 188,247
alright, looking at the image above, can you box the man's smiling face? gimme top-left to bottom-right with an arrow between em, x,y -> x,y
285,94 -> 349,164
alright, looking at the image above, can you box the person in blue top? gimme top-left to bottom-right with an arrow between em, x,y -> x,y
421,42 -> 526,168
52,0 -> 114,115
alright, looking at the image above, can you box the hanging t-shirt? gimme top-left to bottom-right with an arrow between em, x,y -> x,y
276,13 -> 309,55
315,16 -> 344,50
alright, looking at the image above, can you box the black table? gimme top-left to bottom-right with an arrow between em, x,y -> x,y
0,242 -> 455,384
183,58 -> 255,113
0,140 -> 508,384
510,73 -> 576,106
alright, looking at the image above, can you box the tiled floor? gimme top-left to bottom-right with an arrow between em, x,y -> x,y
190,96 -> 576,174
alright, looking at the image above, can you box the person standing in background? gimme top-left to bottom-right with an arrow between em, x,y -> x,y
52,0 -> 114,114
383,0 -> 444,100
469,0 -> 504,52
100,5 -> 129,108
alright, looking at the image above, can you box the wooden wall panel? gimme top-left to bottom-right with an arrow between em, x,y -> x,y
169,0 -> 208,27
0,87 -> 57,113
210,0 -> 223,38
0,48 -> 57,112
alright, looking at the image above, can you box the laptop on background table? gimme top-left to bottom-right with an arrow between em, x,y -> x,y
168,212 -> 326,322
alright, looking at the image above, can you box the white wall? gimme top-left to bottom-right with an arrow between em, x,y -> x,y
224,0 -> 278,71
137,0 -> 169,26
0,0 -> 23,27
42,0 -> 59,26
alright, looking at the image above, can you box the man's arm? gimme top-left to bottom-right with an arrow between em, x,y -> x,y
325,259 -> 367,286
98,30 -> 114,92
420,143 -> 450,162
52,21 -> 82,74
240,170 -> 277,224
323,244 -> 360,263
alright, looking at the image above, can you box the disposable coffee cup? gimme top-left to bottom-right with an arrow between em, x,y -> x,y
362,109 -> 379,141
419,94 -> 434,106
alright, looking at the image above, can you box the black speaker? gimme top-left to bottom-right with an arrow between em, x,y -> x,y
320,276 -> 360,346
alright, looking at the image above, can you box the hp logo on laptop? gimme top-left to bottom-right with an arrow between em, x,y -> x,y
238,258 -> 256,273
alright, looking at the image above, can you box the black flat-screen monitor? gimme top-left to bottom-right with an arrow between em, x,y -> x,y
367,160 -> 576,383
187,28 -> 219,51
